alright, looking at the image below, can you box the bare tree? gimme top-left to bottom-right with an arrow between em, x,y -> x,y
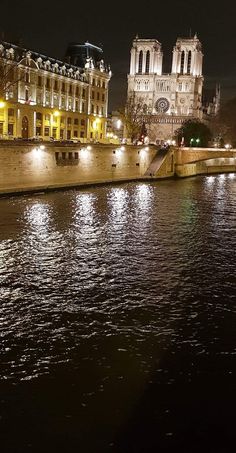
119,94 -> 148,142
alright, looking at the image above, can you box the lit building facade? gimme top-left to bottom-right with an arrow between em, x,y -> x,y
0,40 -> 111,141
127,35 -> 219,143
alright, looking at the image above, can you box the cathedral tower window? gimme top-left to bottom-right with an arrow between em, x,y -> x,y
145,51 -> 150,73
138,51 -> 143,73
180,51 -> 185,74
187,51 -> 191,74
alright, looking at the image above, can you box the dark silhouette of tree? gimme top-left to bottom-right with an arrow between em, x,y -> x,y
175,119 -> 212,147
212,97 -> 236,147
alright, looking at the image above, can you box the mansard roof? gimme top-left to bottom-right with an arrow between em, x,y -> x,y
0,40 -> 110,81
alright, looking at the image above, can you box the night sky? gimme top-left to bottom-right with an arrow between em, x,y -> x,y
1,0 -> 236,111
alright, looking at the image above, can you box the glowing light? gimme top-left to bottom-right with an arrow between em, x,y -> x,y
53,110 -> 60,117
39,145 -> 45,150
86,145 -> 92,151
116,119 -> 122,129
0,100 -> 5,108
225,143 -> 231,149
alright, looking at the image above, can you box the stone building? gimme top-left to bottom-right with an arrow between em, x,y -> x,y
0,40 -> 111,141
127,35 -> 219,143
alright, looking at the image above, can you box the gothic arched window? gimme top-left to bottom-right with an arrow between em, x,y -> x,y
138,50 -> 143,73
187,51 -> 191,74
145,51 -> 150,73
180,51 -> 185,74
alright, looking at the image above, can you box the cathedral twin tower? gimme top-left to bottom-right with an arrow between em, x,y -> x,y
127,34 -> 209,142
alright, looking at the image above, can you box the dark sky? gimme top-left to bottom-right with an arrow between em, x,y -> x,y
1,0 -> 236,111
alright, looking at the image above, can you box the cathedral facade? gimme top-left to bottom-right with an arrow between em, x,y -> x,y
127,35 -> 219,143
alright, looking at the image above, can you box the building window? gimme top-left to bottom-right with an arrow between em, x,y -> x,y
82,88 -> 85,98
187,51 -> 191,74
69,84 -> 72,95
44,126 -> 50,136
81,119 -> 85,126
75,100 -> 79,111
52,127 -> 57,138
67,130 -> 71,139
73,130 -> 78,137
46,78 -> 50,89
36,112 -> 42,121
25,89 -> 29,102
60,116 -> 65,124
145,50 -> 150,73
0,122 -> 3,135
97,92 -> 100,101
75,86 -> 79,96
80,131 -> 84,138
45,113 -> 50,121
60,129 -> 64,139
138,50 -> 143,73
102,93 -> 105,102
74,118 -> 79,125
54,80 -> 58,90
8,123 -> 14,135
91,91 -> 95,100
25,72 -> 30,83
36,126 -> 42,136
67,117 -> 72,126
96,106 -> 99,114
38,76 -> 42,87
91,104 -> 94,114
180,51 -> 185,74
61,82 -> 65,93
8,108 -> 14,117
82,102 -> 85,112
92,78 -> 95,86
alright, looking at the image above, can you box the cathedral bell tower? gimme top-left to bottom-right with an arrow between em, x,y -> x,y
171,34 -> 203,76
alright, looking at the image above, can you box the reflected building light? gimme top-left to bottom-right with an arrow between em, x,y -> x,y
135,184 -> 153,210
109,188 -> 128,225
25,203 -> 50,231
74,193 -> 95,221
206,175 -> 215,185
228,173 -> 235,179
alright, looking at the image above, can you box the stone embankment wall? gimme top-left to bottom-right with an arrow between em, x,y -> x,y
1,143 -> 236,195
0,143 -> 160,195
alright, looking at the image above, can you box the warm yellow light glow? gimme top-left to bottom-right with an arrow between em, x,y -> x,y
53,110 -> 60,117
0,100 -> 5,108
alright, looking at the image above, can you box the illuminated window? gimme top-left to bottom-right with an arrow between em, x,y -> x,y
45,114 -> 50,121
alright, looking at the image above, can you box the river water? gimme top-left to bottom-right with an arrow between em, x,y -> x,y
0,175 -> 236,452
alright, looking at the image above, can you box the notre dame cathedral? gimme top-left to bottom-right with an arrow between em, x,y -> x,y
127,34 -> 220,143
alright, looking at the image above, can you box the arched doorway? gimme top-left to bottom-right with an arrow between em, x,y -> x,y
22,116 -> 29,139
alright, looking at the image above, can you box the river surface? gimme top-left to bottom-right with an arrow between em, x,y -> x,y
0,175 -> 236,452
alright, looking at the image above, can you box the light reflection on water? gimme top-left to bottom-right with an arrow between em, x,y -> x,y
1,175 -> 236,451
